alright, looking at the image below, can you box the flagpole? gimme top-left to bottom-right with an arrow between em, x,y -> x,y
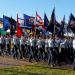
53,7 -> 55,37
23,14 -> 26,34
54,22 -> 55,36
34,11 -> 37,36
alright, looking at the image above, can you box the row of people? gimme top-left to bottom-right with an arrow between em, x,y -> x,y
0,34 -> 74,67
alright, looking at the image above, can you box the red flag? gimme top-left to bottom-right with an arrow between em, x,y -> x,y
16,14 -> 23,37
41,25 -> 46,30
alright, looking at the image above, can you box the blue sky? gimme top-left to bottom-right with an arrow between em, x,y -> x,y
0,0 -> 75,22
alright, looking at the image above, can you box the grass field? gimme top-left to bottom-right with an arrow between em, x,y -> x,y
0,63 -> 75,75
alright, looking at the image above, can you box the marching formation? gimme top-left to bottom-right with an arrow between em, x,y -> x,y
0,33 -> 75,69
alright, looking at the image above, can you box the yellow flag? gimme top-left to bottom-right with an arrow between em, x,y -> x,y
0,22 -> 3,28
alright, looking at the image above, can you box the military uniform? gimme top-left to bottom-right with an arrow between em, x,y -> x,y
37,37 -> 42,61
0,36 -> 2,55
59,38 -> 66,62
1,36 -> 6,55
29,37 -> 34,62
44,37 -> 48,61
20,36 -> 25,59
5,36 -> 10,55
26,37 -> 30,58
73,38 -> 75,70
13,35 -> 19,59
47,37 -> 53,66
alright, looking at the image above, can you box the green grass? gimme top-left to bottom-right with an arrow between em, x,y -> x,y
0,63 -> 75,75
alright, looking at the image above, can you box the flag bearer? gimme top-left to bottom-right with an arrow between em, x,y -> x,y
5,34 -> 10,55
55,36 -> 60,64
2,35 -> 6,56
47,35 -> 53,66
29,34 -> 34,62
13,34 -> 18,59
41,35 -> 45,61
37,36 -> 42,61
59,37 -> 66,63
0,34 -> 2,55
73,36 -> 75,70
20,35 -> 25,59
45,36 -> 49,61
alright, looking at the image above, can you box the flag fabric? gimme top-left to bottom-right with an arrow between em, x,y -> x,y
47,8 -> 61,36
60,15 -> 65,37
47,8 -> 56,33
0,18 -> 3,28
35,12 -> 46,31
10,17 -> 16,35
16,14 -> 23,37
24,14 -> 35,27
68,13 -> 75,33
44,13 -> 49,28
3,15 -> 16,34
3,15 -> 11,30
55,21 -> 61,37
36,12 -> 44,26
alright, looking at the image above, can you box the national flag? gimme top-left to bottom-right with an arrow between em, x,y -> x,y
0,18 -> 3,28
24,14 -> 35,27
55,21 -> 61,37
16,14 -> 23,37
9,17 -> 16,35
36,12 -> 44,26
69,13 -> 75,27
47,8 -> 56,33
60,15 -> 65,37
35,12 -> 46,31
68,13 -> 75,33
47,8 -> 61,36
44,13 -> 49,28
3,15 -> 11,30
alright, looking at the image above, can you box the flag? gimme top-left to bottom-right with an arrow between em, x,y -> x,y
24,14 -> 35,27
10,17 -> 16,35
36,12 -> 44,26
16,14 -> 23,37
44,13 -> 49,28
47,8 -> 61,36
55,21 -> 61,37
35,12 -> 46,31
3,15 -> 16,34
47,8 -> 56,33
60,15 -> 65,37
0,18 -> 3,28
3,15 -> 11,30
68,13 -> 75,33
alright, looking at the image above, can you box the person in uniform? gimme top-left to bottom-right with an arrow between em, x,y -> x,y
52,35 -> 58,66
5,34 -> 11,55
26,36 -> 30,58
59,37 -> 66,63
0,34 -> 2,55
37,36 -> 42,61
29,34 -> 34,62
47,35 -> 53,66
2,35 -> 6,56
45,36 -> 49,61
72,36 -> 75,70
13,34 -> 18,59
10,35 -> 14,57
20,35 -> 25,59
68,37 -> 73,63
55,36 -> 60,64
33,35 -> 38,61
